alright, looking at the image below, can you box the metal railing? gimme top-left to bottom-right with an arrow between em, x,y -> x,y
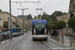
50,28 -> 75,47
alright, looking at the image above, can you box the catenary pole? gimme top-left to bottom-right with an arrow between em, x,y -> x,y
17,8 -> 28,35
9,0 -> 12,40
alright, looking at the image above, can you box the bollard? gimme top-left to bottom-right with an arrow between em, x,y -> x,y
0,36 -> 1,44
62,36 -> 64,44
9,35 -> 10,40
57,34 -> 59,42
70,28 -> 72,47
70,36 -> 72,47
9,35 -> 10,39
5,36 -> 6,42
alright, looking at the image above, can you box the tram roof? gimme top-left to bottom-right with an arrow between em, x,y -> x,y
33,20 -> 47,25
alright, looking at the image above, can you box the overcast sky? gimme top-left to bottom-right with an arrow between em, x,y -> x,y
0,0 -> 70,17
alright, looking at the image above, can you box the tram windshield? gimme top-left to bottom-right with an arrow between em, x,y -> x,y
35,23 -> 45,28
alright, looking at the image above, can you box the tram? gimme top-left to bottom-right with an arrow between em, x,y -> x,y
32,20 -> 48,41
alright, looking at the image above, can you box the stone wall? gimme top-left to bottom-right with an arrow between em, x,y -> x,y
16,17 -> 34,29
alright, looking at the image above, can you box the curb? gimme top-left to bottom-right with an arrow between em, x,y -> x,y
49,36 -> 75,49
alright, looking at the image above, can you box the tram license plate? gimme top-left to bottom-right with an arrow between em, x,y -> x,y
39,38 -> 42,39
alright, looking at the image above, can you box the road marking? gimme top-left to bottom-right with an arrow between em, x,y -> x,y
1,41 -> 5,44
51,47 -> 74,49
1,40 -> 10,44
6,40 -> 9,42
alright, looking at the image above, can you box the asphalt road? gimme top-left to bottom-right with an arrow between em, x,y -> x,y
0,31 -> 75,50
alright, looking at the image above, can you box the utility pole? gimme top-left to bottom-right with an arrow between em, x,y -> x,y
17,8 -> 28,35
9,0 -> 12,40
29,19 -> 30,28
27,18 -> 28,29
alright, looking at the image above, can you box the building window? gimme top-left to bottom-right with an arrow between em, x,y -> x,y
70,5 -> 71,8
74,0 -> 75,3
13,22 -> 15,24
70,0 -> 74,3
74,3 -> 75,9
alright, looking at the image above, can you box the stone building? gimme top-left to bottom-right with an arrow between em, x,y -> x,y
57,0 -> 75,24
16,17 -> 23,29
16,16 -> 34,29
0,11 -> 16,32
69,0 -> 75,17
56,13 -> 70,24
69,0 -> 75,13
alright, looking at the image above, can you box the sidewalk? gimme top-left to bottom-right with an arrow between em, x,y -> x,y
50,35 -> 75,47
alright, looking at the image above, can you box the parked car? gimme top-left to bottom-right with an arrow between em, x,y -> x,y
2,32 -> 5,39
21,30 -> 28,33
2,32 -> 9,39
21,30 -> 23,35
21,30 -> 26,32
6,31 -> 10,38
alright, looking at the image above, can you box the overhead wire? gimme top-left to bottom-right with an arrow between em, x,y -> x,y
36,0 -> 40,16
36,0 -> 42,16
19,0 -> 24,8
18,0 -> 28,14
